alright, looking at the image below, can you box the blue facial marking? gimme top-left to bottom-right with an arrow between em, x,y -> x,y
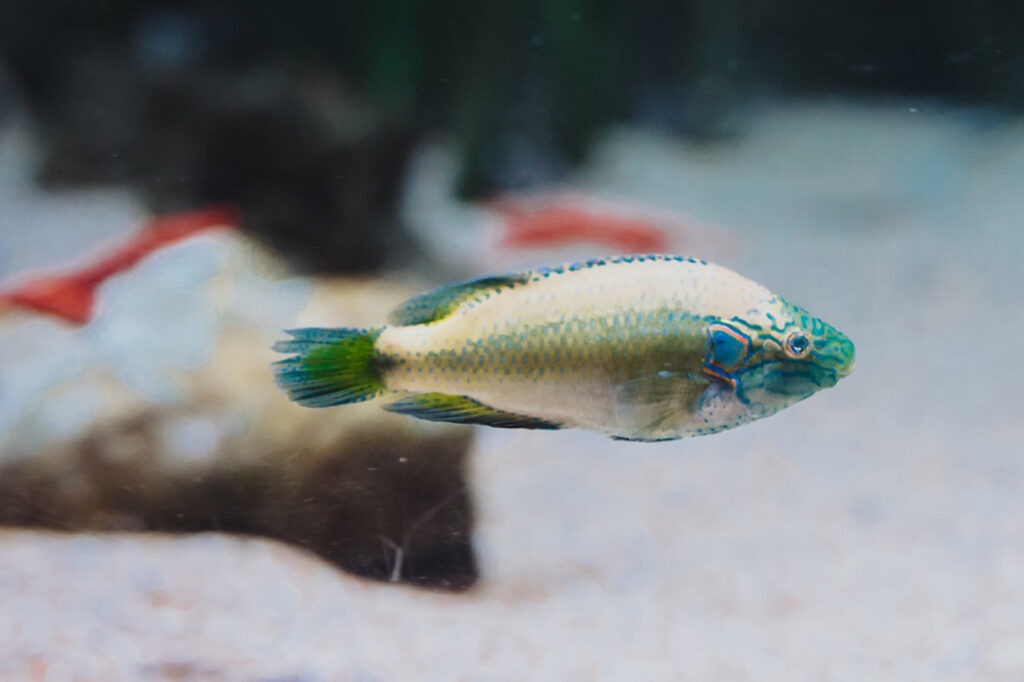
706,323 -> 751,371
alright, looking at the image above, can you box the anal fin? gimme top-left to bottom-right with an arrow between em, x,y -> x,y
384,393 -> 562,430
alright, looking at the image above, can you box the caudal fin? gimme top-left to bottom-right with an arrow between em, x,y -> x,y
272,328 -> 385,407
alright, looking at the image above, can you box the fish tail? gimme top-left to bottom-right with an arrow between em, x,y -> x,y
272,327 -> 387,407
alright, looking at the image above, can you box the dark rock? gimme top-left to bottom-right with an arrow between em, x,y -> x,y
28,42 -> 416,274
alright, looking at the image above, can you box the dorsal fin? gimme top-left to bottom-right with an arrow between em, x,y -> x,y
388,274 -> 528,326
384,392 -> 562,430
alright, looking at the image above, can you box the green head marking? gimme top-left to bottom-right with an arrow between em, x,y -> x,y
757,299 -> 856,396
702,298 -> 855,424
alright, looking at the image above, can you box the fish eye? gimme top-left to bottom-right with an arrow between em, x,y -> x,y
785,331 -> 811,358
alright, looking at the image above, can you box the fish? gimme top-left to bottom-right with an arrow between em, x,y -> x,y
272,255 -> 855,441
0,205 -> 239,325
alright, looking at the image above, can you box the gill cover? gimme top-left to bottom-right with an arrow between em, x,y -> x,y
703,322 -> 752,387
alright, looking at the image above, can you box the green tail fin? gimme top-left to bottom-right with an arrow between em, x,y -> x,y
272,328 -> 385,407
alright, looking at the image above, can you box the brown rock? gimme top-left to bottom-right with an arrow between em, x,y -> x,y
0,242 -> 477,589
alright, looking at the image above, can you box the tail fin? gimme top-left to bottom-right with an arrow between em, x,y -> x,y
272,328 -> 386,407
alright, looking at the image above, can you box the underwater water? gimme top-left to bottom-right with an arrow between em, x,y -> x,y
2,4 -> 1024,681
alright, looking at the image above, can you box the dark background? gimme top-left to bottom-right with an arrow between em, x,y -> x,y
2,0 -> 1021,270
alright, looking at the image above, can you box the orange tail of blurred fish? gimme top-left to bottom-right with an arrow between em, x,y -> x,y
0,205 -> 240,324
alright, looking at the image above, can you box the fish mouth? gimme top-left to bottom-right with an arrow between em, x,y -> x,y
833,337 -> 856,378
761,360 -> 838,396
814,333 -> 855,379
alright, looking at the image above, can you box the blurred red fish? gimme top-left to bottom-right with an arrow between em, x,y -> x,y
401,143 -> 740,276
0,205 -> 239,324
489,194 -> 670,253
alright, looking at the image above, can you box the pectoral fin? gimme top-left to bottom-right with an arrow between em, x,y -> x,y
610,371 -> 701,441
385,393 -> 563,430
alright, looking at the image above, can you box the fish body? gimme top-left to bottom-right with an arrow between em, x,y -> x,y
273,255 -> 854,441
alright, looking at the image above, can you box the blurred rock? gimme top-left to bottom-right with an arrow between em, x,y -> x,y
32,45 -> 415,274
0,231 -> 476,589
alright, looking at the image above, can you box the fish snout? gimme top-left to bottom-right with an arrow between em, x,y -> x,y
829,333 -> 856,378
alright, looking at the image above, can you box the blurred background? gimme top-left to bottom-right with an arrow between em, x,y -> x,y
1,1 -> 1023,680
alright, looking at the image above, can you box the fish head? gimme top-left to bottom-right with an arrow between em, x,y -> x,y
705,297 -> 855,419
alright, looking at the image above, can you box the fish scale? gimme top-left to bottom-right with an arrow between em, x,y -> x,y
379,258 -> 750,432
273,255 -> 855,441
